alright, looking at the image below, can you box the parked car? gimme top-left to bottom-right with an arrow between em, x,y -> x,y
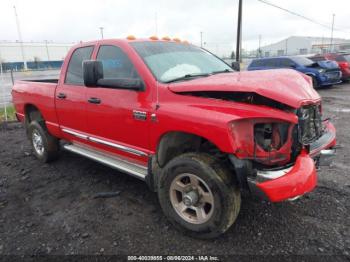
309,53 -> 350,81
247,56 -> 342,88
12,38 -> 336,238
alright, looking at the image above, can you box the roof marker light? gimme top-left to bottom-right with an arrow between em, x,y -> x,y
162,36 -> 171,41
127,35 -> 136,40
150,36 -> 159,40
173,38 -> 181,42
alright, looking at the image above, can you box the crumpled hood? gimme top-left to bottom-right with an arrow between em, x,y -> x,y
168,69 -> 320,108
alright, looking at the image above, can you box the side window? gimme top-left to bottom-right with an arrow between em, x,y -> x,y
251,60 -> 262,67
97,45 -> 140,79
280,58 -> 294,67
65,46 -> 94,85
265,59 -> 276,67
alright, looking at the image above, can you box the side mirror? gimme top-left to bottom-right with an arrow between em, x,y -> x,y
83,60 -> 104,87
97,78 -> 144,91
231,61 -> 240,71
290,64 -> 297,68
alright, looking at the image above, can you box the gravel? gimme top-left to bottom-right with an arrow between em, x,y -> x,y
0,83 -> 349,258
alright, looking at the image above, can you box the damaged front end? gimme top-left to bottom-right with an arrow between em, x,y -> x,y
178,89 -> 336,202
228,101 -> 336,202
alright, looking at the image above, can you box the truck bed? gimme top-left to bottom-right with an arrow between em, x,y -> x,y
19,79 -> 59,84
12,79 -> 59,131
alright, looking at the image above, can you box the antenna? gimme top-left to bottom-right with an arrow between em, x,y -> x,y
156,80 -> 160,110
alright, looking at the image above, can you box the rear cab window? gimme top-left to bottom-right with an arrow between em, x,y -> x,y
65,46 -> 94,85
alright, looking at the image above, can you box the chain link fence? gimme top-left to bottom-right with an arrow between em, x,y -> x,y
0,69 -> 60,123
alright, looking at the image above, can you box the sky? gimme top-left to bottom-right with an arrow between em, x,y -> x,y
1,0 -> 350,56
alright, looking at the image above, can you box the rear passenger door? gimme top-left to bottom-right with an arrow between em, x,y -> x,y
56,46 -> 94,139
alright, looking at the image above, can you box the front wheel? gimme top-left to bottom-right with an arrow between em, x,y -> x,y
158,153 -> 241,239
311,76 -> 319,89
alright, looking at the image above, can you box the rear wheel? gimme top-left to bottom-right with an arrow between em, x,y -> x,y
158,153 -> 241,239
28,121 -> 59,163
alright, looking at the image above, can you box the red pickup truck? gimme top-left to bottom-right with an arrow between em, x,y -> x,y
12,38 -> 336,238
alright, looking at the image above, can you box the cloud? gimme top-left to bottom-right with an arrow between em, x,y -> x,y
1,0 -> 349,56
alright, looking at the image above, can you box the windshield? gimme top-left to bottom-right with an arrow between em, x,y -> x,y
342,54 -> 350,63
290,56 -> 314,66
131,41 -> 233,82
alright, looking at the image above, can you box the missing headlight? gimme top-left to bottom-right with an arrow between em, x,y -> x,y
254,123 -> 290,151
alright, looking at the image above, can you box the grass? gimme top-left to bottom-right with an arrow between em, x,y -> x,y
0,105 -> 16,122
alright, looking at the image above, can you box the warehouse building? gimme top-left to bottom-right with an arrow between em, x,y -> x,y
259,36 -> 350,57
0,41 -> 74,71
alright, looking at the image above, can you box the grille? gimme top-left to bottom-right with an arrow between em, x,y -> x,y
325,71 -> 341,80
297,104 -> 323,144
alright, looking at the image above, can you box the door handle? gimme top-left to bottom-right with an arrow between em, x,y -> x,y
88,97 -> 101,104
57,93 -> 66,99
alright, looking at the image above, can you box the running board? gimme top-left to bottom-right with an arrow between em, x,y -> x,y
63,144 -> 148,181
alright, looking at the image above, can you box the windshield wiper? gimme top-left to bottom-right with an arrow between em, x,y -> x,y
211,69 -> 233,75
164,73 -> 210,83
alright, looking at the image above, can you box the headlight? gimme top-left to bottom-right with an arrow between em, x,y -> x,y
230,119 -> 294,166
254,123 -> 290,151
318,68 -> 326,74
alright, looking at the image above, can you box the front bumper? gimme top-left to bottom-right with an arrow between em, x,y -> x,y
319,71 -> 342,86
255,150 -> 317,202
237,121 -> 336,202
319,79 -> 342,86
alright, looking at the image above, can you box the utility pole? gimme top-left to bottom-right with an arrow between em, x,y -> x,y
14,5 -> 27,70
258,34 -> 261,57
200,32 -> 203,48
44,40 -> 50,61
0,49 -> 3,77
235,0 -> 243,69
0,48 -> 6,121
155,12 -> 158,36
99,27 -> 104,39
330,14 -> 335,52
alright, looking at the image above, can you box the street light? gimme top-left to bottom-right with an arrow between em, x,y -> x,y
44,40 -> 50,61
330,14 -> 335,52
13,5 -> 27,70
200,32 -> 203,48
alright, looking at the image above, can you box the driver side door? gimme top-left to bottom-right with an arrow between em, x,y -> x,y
85,44 -> 152,162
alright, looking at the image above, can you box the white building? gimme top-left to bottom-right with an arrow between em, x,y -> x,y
260,36 -> 350,57
0,41 -> 74,63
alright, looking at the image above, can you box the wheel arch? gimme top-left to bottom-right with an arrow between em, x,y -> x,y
156,131 -> 225,168
24,104 -> 44,123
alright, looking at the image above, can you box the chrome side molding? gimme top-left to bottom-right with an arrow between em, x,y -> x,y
62,128 -> 148,157
89,136 -> 147,157
62,128 -> 88,140
63,144 -> 148,180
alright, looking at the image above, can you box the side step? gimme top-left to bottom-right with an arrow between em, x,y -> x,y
63,144 -> 148,180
